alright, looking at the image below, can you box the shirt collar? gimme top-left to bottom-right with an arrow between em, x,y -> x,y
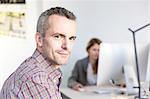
32,49 -> 62,79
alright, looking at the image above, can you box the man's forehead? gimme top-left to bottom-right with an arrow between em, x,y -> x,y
47,15 -> 76,37
48,15 -> 76,23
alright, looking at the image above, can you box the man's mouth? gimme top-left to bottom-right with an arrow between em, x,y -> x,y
57,51 -> 69,57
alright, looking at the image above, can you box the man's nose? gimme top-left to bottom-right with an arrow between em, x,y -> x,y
61,38 -> 69,50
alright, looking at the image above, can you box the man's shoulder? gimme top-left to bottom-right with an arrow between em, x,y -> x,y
15,56 -> 49,83
0,56 -> 48,93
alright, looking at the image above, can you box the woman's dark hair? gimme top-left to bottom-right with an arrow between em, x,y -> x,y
86,38 -> 102,52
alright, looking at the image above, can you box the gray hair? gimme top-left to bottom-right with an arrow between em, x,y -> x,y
36,7 -> 76,37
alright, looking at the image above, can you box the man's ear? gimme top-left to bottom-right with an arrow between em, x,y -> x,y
35,32 -> 43,47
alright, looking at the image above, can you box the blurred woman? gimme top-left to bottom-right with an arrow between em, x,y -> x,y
68,38 -> 102,91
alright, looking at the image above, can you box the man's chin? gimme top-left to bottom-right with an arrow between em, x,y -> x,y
55,56 -> 69,64
57,60 -> 68,65
53,61 -> 67,68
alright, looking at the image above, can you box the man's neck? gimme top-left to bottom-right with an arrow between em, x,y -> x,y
54,65 -> 61,69
36,47 -> 61,69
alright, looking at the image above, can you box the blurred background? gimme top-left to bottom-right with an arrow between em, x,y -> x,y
0,0 -> 150,89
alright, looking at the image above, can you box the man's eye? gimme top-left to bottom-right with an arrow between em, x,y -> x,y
54,35 -> 61,39
69,36 -> 76,41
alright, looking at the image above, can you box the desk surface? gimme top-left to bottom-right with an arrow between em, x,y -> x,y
61,86 -> 136,99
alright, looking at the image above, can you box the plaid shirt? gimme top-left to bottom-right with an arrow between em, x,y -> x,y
0,49 -> 62,99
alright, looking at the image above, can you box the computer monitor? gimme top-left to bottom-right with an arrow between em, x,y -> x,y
145,45 -> 150,90
97,43 -> 149,86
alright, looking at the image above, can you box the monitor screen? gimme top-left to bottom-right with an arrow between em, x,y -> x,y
145,46 -> 150,89
97,43 -> 149,86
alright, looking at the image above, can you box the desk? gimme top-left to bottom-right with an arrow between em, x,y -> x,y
61,86 -> 135,99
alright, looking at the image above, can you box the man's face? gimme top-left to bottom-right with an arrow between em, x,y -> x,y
37,15 -> 76,66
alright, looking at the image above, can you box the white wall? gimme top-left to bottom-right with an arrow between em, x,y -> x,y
0,0 -> 150,89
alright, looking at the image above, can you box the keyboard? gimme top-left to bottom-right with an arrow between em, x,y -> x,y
83,86 -> 127,94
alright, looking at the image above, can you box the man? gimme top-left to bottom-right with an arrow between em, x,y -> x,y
0,7 -> 77,98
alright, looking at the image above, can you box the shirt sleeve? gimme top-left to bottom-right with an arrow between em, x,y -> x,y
16,73 -> 62,99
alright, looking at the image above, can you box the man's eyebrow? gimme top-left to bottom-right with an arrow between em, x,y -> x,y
69,36 -> 76,39
51,33 -> 65,37
51,33 -> 76,38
